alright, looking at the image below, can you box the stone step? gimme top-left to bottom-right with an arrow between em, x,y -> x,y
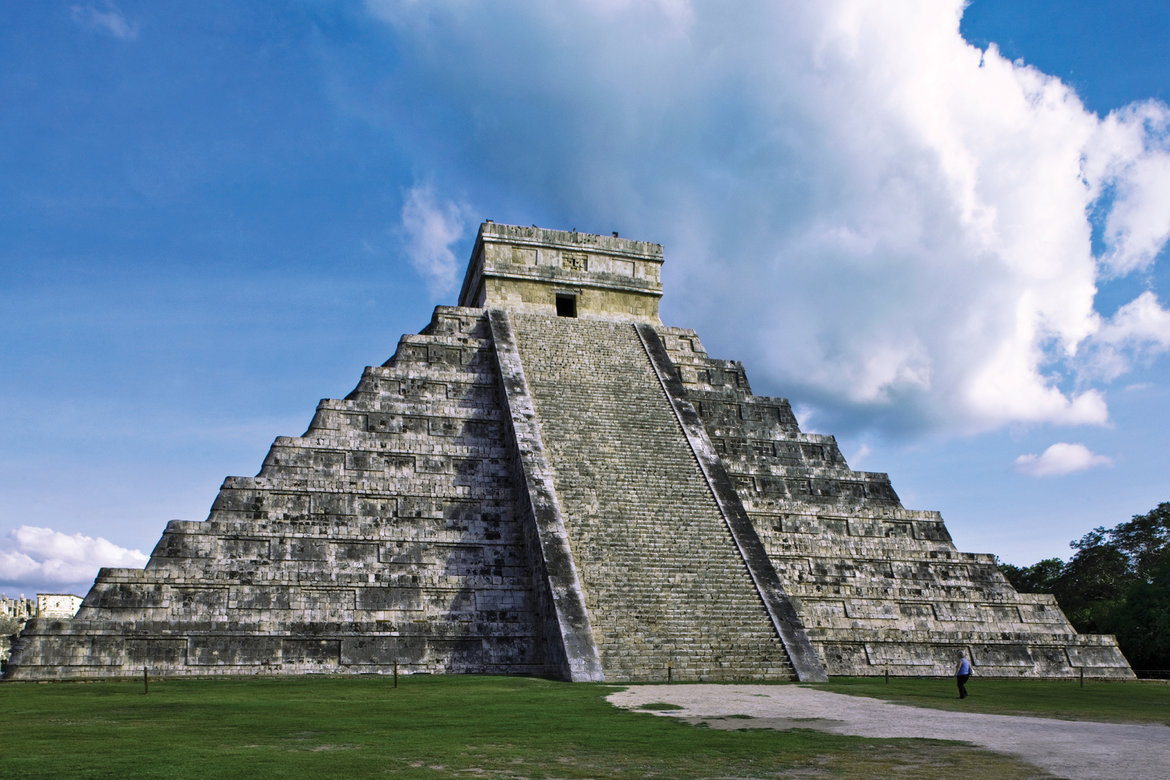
508,313 -> 795,680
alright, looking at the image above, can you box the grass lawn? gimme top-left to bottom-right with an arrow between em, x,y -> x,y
816,676 -> 1170,725
0,674 -> 1050,779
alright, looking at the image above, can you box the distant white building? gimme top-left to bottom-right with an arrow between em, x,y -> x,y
36,594 -> 83,619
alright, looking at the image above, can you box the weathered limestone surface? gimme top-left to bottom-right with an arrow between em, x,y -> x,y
655,325 -> 1132,678
6,222 -> 1132,680
505,311 -> 809,681
487,309 -> 604,682
9,308 -> 549,679
636,323 -> 825,681
0,595 -> 36,666
459,223 -> 664,323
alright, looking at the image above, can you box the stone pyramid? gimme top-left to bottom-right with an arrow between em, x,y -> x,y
6,223 -> 1132,681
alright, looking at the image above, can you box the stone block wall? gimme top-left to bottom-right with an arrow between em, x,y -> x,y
458,223 -> 664,322
8,308 -> 550,679
655,325 -> 1133,678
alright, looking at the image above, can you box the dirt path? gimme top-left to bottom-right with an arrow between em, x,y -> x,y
608,684 -> 1170,780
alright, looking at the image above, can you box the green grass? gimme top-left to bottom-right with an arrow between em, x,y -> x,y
634,700 -> 685,710
0,675 -> 1044,779
816,676 -> 1170,724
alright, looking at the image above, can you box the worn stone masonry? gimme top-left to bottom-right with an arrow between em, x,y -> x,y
1,595 -> 37,667
6,222 -> 1132,681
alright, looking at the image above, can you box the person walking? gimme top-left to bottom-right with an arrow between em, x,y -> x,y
956,653 -> 972,699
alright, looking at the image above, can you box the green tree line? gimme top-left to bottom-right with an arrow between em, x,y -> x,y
998,502 -> 1170,674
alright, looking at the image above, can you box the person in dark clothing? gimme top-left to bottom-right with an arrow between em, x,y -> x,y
956,653 -> 972,698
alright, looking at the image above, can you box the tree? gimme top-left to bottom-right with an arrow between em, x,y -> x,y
1105,502 -> 1170,583
1105,558 -> 1170,672
998,557 -> 1064,594
998,502 -> 1170,675
1055,543 -> 1129,630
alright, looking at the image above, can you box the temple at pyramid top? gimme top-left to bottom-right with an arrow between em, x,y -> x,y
458,222 -> 664,322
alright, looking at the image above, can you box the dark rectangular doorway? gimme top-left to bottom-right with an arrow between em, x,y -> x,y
556,293 -> 577,317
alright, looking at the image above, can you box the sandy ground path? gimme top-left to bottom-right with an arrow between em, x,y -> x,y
608,684 -> 1170,780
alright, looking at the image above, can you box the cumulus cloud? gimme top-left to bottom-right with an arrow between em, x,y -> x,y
70,2 -> 139,40
1086,291 -> 1170,379
1015,442 -> 1112,477
845,442 -> 872,469
400,183 -> 471,297
363,0 -> 1170,437
0,526 -> 147,593
1086,102 -> 1170,276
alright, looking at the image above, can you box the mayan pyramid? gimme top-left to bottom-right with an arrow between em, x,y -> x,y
6,223 -> 1132,681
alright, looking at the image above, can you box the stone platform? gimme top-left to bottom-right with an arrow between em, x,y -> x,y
5,223 -> 1132,681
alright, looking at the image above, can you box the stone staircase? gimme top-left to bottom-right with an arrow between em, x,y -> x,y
507,313 -> 795,681
655,325 -> 1133,678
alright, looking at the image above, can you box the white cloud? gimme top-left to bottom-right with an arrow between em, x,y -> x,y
70,2 -> 139,41
1086,102 -> 1170,276
364,0 -> 1170,436
1098,290 -> 1170,347
1086,291 -> 1170,379
845,442 -> 872,468
1015,442 -> 1112,477
0,526 -> 147,592
399,183 -> 471,298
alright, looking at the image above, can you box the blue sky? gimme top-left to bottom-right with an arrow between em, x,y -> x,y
3,1 -> 1169,596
